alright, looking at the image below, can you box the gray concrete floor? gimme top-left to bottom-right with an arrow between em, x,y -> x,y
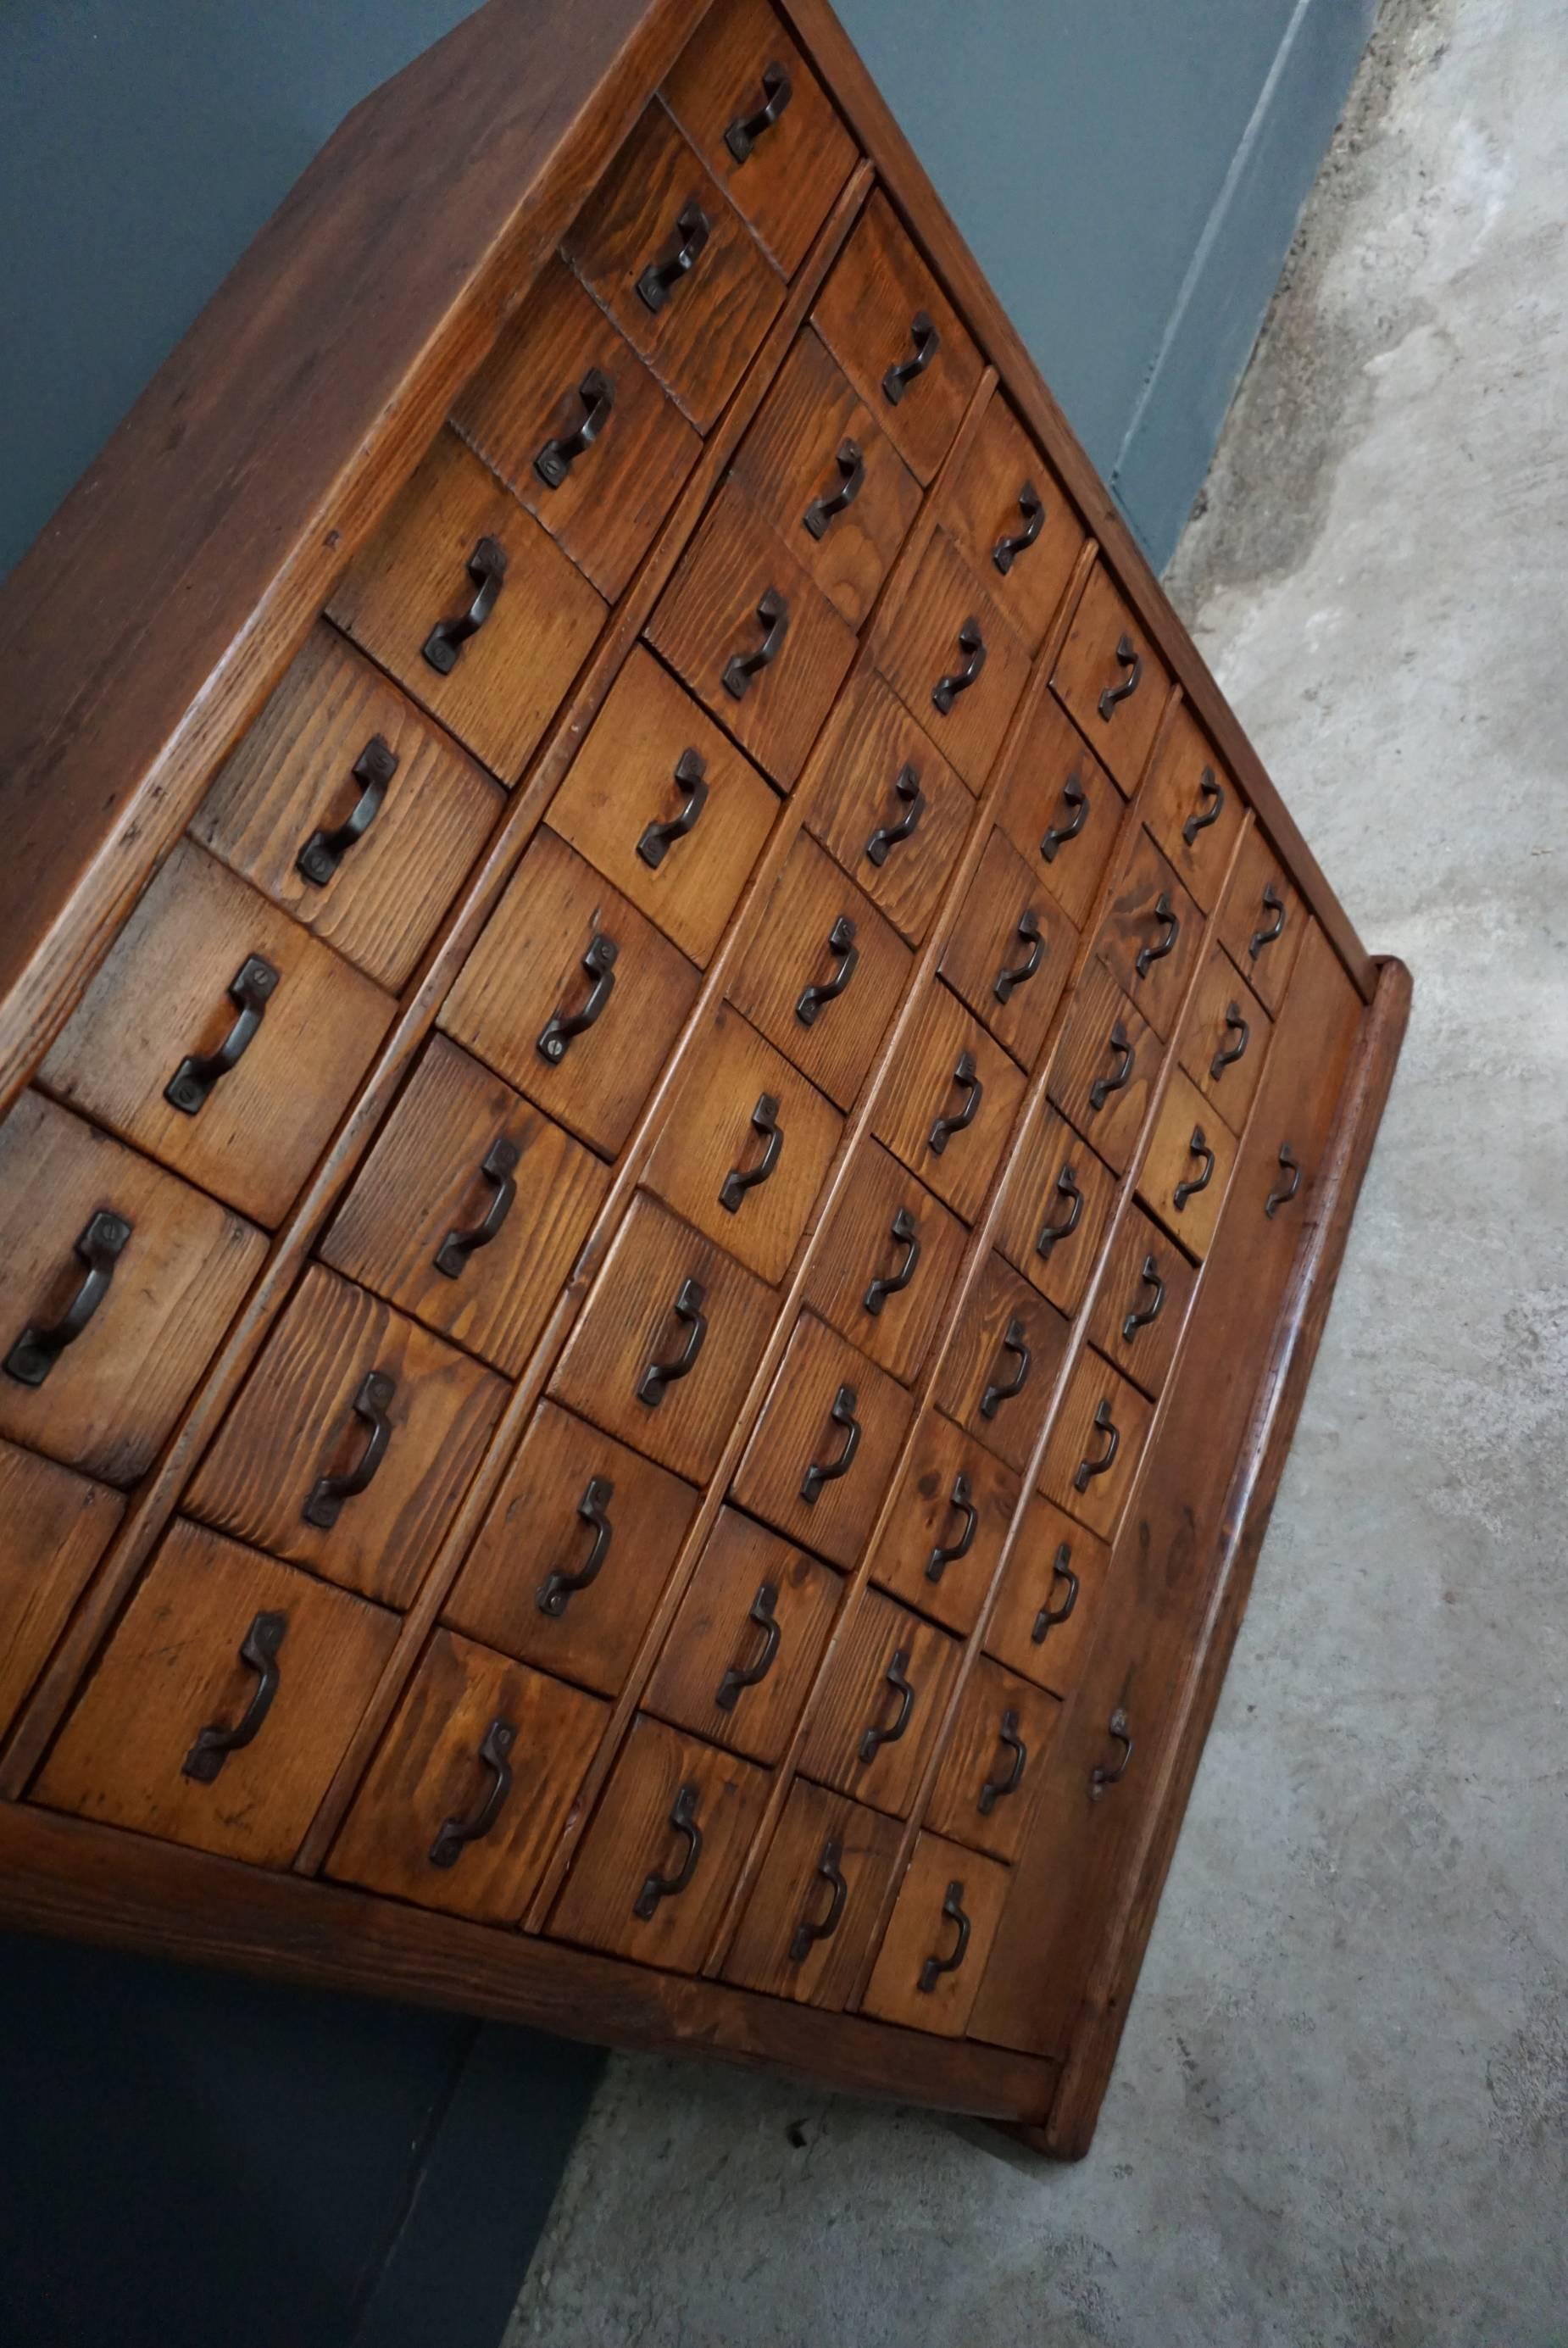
507,4 -> 1568,2340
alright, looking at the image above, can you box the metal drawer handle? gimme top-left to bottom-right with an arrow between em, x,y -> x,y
1031,1542 -> 1079,1641
433,1135 -> 520,1277
1088,1020 -> 1135,1111
918,1880 -> 970,1991
1073,1398 -> 1120,1491
4,1209 -> 132,1388
1098,633 -> 1143,720
637,1277 -> 708,1408
931,616 -> 987,715
787,1835 -> 847,1963
534,365 -> 615,490
164,953 -> 279,1115
1173,1125 -> 1215,1211
993,479 -> 1045,575
865,762 -> 924,866
882,309 -> 940,404
1211,1000 -> 1249,1077
1182,765 -> 1225,845
181,1610 -> 286,1785
929,1049 -> 982,1155
1040,772 -> 1088,863
297,733 -> 398,887
637,748 -> 709,870
981,1316 -> 1031,1418
859,1647 -> 914,1761
726,58 -> 793,162
1265,1143 -> 1303,1219
1036,1164 -> 1081,1257
1136,891 -> 1181,979
429,1716 -> 516,1868
864,1205 -> 920,1316
537,1475 -> 615,1616
1250,884 -> 1287,958
303,1368 -> 397,1529
714,1579 -> 781,1711
795,913 -> 859,1025
978,1706 -> 1027,1815
1122,1252 -> 1165,1341
422,534 -> 508,675
633,1782 -> 703,1918
720,1091 -> 783,1213
1091,1706 -> 1134,1794
925,1472 -> 976,1585
803,438 -> 865,539
994,907 -> 1043,1004
723,585 -> 790,700
636,200 -> 710,314
537,932 -> 618,1064
800,1383 -> 861,1504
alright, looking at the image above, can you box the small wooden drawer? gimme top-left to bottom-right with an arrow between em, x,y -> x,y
1037,1348 -> 1154,1543
1050,562 -> 1170,795
645,477 -> 857,789
644,1507 -> 842,1765
1215,824 -> 1305,1017
799,1140 -> 967,1387
939,827 -> 1077,1071
0,1439 -> 125,1740
191,623 -> 503,994
727,832 -> 911,1111
937,392 -> 1087,655
872,530 -> 1031,792
1045,960 -> 1159,1177
661,0 -> 858,277
859,1828 -> 1009,2037
562,101 -> 784,431
984,1491 -> 1110,1700
935,1252 -> 1070,1477
867,1410 -> 1020,1640
721,1779 -> 903,2009
545,648 -> 777,971
812,191 -> 984,485
38,839 -> 393,1231
319,1035 -> 609,1377
547,1191 -> 776,1486
186,1264 -> 505,1610
730,1312 -> 913,1570
871,981 -> 1027,1225
731,328 -> 920,626
438,826 -> 701,1160
325,1627 -> 607,1922
991,695 -> 1126,931
1138,702 -> 1246,913
1093,826 -> 1203,1042
0,1092 -> 265,1488
926,1657 -> 1061,1865
642,1004 -> 843,1284
1137,1065 -> 1237,1260
444,1400 -> 699,1700
798,1589 -> 962,1818
325,429 -> 606,782
449,256 -> 702,603
993,1099 -> 1118,1319
1085,1202 -> 1198,1399
34,1518 -> 398,1868
1178,939 -> 1271,1135
798,670 -> 971,948
547,1712 -> 770,1973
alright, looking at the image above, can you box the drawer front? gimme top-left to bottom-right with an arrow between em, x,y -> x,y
984,1491 -> 1110,1700
444,1400 -> 699,1700
1215,824 -> 1305,1017
730,1312 -> 914,1570
799,1139 -> 968,1387
939,826 -> 1077,1071
547,1192 -> 776,1486
449,256 -> 702,604
190,623 -> 503,994
926,1656 -> 1061,1865
439,826 -> 702,1160
1050,563 -> 1170,794
867,1410 -> 1020,1639
38,839 -> 393,1231
544,648 -> 778,971
727,833 -> 912,1111
0,1440 -> 125,1740
320,1034 -> 609,1377
1093,826 -> 1203,1042
812,191 -> 984,485
643,1506 -> 842,1764
645,477 -> 857,788
34,1518 -> 398,1867
1136,1065 -> 1238,1260
186,1263 -> 506,1610
1045,960 -> 1159,1177
935,1252 -> 1070,1477
859,1827 -> 1009,2037
798,1589 -> 962,1818
0,1093 -> 265,1488
1138,702 -> 1246,913
326,429 -> 606,782
993,1099 -> 1118,1319
1085,1201 -> 1198,1399
992,696 -> 1127,932
731,327 -> 921,626
937,393 -> 1087,655
1037,1348 -> 1154,1544
1177,939 -> 1272,1135
642,1004 -> 843,1284
798,670 -> 971,948
547,1712 -> 770,1972
721,1779 -> 903,2008
872,981 -> 1027,1225
872,530 -> 1031,792
325,1627 -> 607,1922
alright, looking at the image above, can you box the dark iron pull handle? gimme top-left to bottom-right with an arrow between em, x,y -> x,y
1040,772 -> 1088,863
636,200 -> 710,314
433,1136 -> 520,1278
303,1369 -> 397,1529
800,1383 -> 861,1505
719,1092 -> 783,1213
429,1716 -> 516,1867
864,1205 -> 920,1316
1031,1542 -> 1079,1642
422,534 -> 508,675
931,616 -> 987,716
633,1782 -> 703,1918
859,1648 -> 915,1761
1073,1398 -> 1120,1492
181,1611 -> 286,1784
714,1579 -> 781,1711
929,1049 -> 982,1155
1088,1021 -> 1135,1112
1122,1252 -> 1165,1342
918,1880 -> 970,1991
865,763 -> 925,867
637,747 -> 709,870
882,309 -> 940,404
164,954 -> 279,1115
1250,884 -> 1287,958
1211,1000 -> 1249,1077
297,734 -> 398,887
1135,891 -> 1181,980
994,908 -> 1044,1004
1173,1125 -> 1215,1212
537,1475 -> 614,1616
1265,1143 -> 1303,1220
1098,632 -> 1143,721
1182,765 -> 1225,845
537,932 -> 618,1064
722,586 -> 790,700
787,1835 -> 846,1963
4,1209 -> 132,1388
726,58 -> 793,162
1036,1164 -> 1081,1258
980,1316 -> 1031,1419
978,1707 -> 1027,1815
803,438 -> 865,539
993,479 -> 1044,575
795,913 -> 859,1026
1091,1706 -> 1134,1795
534,366 -> 615,490
637,1277 -> 708,1407
925,1472 -> 976,1585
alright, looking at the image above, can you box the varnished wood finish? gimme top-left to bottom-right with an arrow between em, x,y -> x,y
798,1139 -> 968,1385
866,1410 -> 1020,1639
925,1657 -> 1060,1865
1092,826 -> 1204,1042
993,1099 -> 1118,1318
860,1828 -> 1009,2036
984,1492 -> 1110,1701
1049,563 -> 1171,795
871,980 -> 1027,1224
721,1778 -> 902,2007
939,827 -> 1077,1070
1137,702 -> 1245,914
797,669 -> 972,946
1084,1201 -> 1198,1399
937,392 -> 1087,656
812,192 -> 984,485
934,1252 -> 1070,1477
990,696 -> 1126,931
730,1312 -> 914,1568
1136,1063 -> 1239,1260
1215,823 -> 1307,1018
1177,938 -> 1272,1134
797,1589 -> 962,1819
1045,960 -> 1159,1177
1036,1347 -> 1155,1544
871,529 -> 1032,792
0,1443 -> 125,1740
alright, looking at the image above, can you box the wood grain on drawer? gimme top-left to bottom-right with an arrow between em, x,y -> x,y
797,1588 -> 961,1819
1036,1349 -> 1154,1544
1084,1201 -> 1198,1400
993,1099 -> 1118,1319
798,668 -> 972,948
1136,1065 -> 1238,1261
1045,960 -> 1159,1178
1137,700 -> 1246,914
934,1251 -> 1070,1477
926,1655 -> 1061,1865
859,1828 -> 1009,2037
1215,823 -> 1306,1018
722,1778 -> 903,2009
0,1440 -> 125,1740
812,191 -> 983,485
866,1408 -> 1020,1639
871,980 -> 1026,1225
1093,826 -> 1204,1043
939,826 -> 1078,1071
936,390 -> 1087,655
991,695 -> 1126,931
730,1311 -> 913,1569
984,1490 -> 1110,1701
1177,938 -> 1272,1136
1050,561 -> 1170,795
799,1138 -> 968,1386
871,528 -> 1031,793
